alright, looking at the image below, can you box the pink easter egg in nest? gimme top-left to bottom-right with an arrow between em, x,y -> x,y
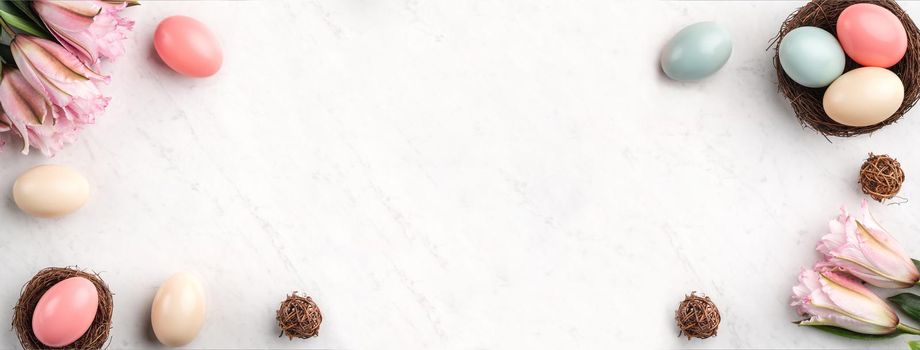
31,277 -> 99,347
837,3 -> 908,68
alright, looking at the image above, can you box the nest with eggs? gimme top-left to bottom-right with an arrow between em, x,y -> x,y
772,0 -> 920,137
12,267 -> 113,350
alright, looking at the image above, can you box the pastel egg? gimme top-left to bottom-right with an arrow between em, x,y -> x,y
13,165 -> 89,218
660,21 -> 732,81
837,3 -> 907,68
31,277 -> 99,348
151,273 -> 206,347
154,16 -> 222,77
824,67 -> 904,127
779,26 -> 845,88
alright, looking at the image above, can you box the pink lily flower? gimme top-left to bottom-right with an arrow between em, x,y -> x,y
0,118 -> 9,151
11,35 -> 109,124
792,268 -> 899,334
0,68 -> 82,156
817,200 -> 920,288
32,0 -> 134,65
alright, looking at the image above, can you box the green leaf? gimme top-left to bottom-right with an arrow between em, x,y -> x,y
806,324 -> 902,340
0,2 -> 49,38
912,259 -> 920,272
9,0 -> 44,29
890,293 -> 920,323
910,340 -> 920,350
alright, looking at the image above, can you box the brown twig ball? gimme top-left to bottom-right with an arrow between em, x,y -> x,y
771,0 -> 920,137
860,153 -> 905,202
277,292 -> 322,340
676,292 -> 720,340
12,267 -> 113,350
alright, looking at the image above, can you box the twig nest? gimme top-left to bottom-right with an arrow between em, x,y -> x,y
675,292 -> 720,340
277,292 -> 322,340
12,267 -> 113,350
772,0 -> 920,137
860,153 -> 905,202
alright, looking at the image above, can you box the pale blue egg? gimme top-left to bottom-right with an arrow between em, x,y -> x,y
779,26 -> 845,88
660,22 -> 732,81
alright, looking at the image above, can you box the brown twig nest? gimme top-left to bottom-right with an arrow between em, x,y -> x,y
277,292 -> 322,340
676,292 -> 720,340
772,0 -> 920,137
12,267 -> 113,350
860,153 -> 905,202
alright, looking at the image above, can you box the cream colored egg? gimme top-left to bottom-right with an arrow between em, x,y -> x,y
13,165 -> 89,218
151,273 -> 206,347
823,67 -> 904,127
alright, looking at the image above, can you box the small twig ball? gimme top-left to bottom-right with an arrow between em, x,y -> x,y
276,292 -> 322,340
12,267 -> 113,350
860,153 -> 905,202
675,292 -> 720,340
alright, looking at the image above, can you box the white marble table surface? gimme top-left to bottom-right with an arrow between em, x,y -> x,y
5,0 -> 920,348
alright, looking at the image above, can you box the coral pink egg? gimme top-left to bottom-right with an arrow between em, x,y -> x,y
836,3 -> 908,68
31,277 -> 99,347
154,16 -> 222,77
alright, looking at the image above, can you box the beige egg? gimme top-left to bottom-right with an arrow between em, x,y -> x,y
151,273 -> 206,347
823,67 -> 904,127
13,165 -> 89,218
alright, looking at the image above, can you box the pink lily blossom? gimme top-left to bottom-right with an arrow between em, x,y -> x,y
792,268 -> 899,334
817,200 -> 920,288
32,0 -> 134,65
11,34 -> 109,124
0,68 -> 82,156
0,118 -> 9,151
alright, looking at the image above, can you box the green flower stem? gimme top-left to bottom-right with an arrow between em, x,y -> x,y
898,323 -> 920,335
0,16 -> 15,40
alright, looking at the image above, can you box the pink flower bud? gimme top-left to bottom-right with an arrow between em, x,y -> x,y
0,67 -> 83,156
817,200 -> 920,288
792,268 -> 899,334
32,0 -> 134,65
11,35 -> 109,124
